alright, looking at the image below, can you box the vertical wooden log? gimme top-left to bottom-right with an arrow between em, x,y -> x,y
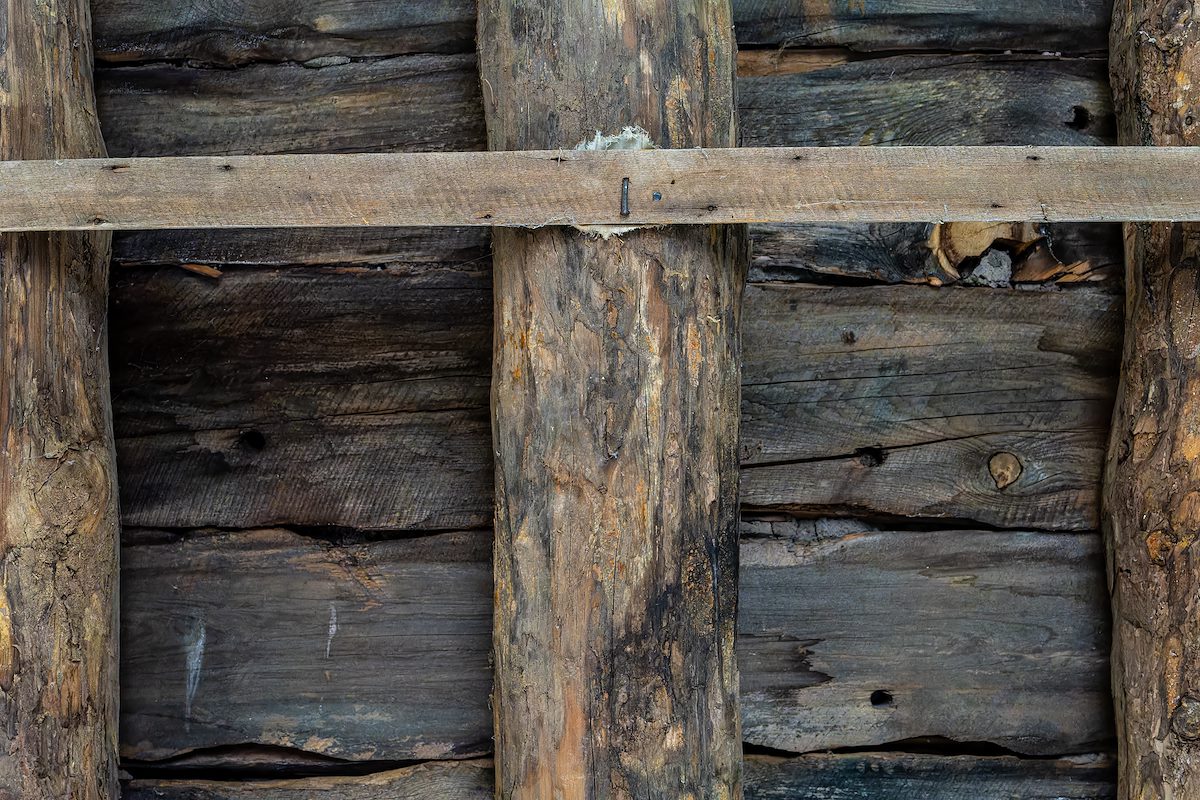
478,1 -> 745,797
0,1 -> 119,798
1106,2 -> 1200,797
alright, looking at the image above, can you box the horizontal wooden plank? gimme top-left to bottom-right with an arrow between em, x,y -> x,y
750,221 -> 1123,285
95,54 -> 1107,158
6,145 -> 1200,232
93,0 -> 477,64
111,269 -> 1116,531
732,1 -> 1113,53
120,524 -> 1110,761
98,53 -> 1116,283
111,220 -> 1121,287
740,283 -> 1121,530
96,54 -> 485,158
122,753 -> 1117,799
739,54 -> 1112,147
91,1 -> 1113,66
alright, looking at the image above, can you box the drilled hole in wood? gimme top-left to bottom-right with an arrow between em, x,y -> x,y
870,690 -> 894,707
854,446 -> 886,467
238,430 -> 267,451
1068,105 -> 1091,130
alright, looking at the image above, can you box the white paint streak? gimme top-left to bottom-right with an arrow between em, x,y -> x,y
325,602 -> 339,659
184,617 -> 206,730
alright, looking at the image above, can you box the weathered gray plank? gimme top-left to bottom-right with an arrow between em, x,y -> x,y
740,54 -> 1113,147
120,524 -> 1109,762
9,147 -> 1194,233
122,753 -> 1117,799
750,221 -> 1123,285
91,1 -> 1113,66
740,283 -> 1122,530
732,1 -> 1113,53
94,54 -> 1107,158
112,220 -> 1122,288
112,268 -> 1118,531
93,0 -> 477,64
96,55 -> 484,158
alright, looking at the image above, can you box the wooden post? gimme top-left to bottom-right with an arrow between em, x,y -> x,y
0,1 -> 120,798
477,1 -> 745,797
1106,1 -> 1200,797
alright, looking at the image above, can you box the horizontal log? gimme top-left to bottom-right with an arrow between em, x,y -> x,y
739,54 -> 1111,147
122,753 -> 1117,799
94,54 -> 1107,158
91,1 -> 1113,66
97,54 -> 485,158
119,525 -> 1110,761
111,269 -> 1117,531
6,146 -> 1200,232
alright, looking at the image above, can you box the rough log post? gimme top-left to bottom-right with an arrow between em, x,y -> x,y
1106,2 -> 1200,797
478,1 -> 745,797
0,1 -> 120,798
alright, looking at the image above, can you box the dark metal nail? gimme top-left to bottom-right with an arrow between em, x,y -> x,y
620,177 -> 630,217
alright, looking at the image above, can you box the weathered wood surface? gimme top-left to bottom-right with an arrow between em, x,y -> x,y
740,54 -> 1112,147
477,0 -> 744,796
0,1 -> 120,797
110,269 -> 1119,533
12,146 -> 1200,232
119,525 -> 1110,762
92,0 -> 478,64
97,54 -> 484,158
123,753 -> 1117,800
1104,1 -> 1200,797
731,1 -> 1113,53
751,221 -> 1123,285
111,263 -> 493,530
741,283 -> 1121,530
93,52 -> 1117,286
90,0 -> 1113,65
93,53 -> 1107,157
108,221 -> 1122,287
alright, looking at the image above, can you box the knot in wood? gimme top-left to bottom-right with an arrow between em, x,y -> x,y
987,451 -> 1022,490
1172,696 -> 1200,740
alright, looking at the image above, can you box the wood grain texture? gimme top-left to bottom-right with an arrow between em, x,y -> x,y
11,146 -> 1200,232
92,52 -> 1116,285
92,0 -> 477,64
731,0 -> 1113,53
740,283 -> 1122,530
89,1 -> 1113,64
109,270 -> 1118,532
96,54 -> 484,157
739,54 -> 1113,147
122,753 -> 1118,800
1104,1 -> 1200,797
477,0 -> 745,796
117,525 -> 1111,762
91,53 -> 1106,158
0,0 -> 119,797
750,221 -> 1124,285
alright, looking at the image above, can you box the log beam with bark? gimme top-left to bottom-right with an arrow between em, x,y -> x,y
1105,0 -> 1200,797
477,0 -> 745,797
0,1 -> 120,797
